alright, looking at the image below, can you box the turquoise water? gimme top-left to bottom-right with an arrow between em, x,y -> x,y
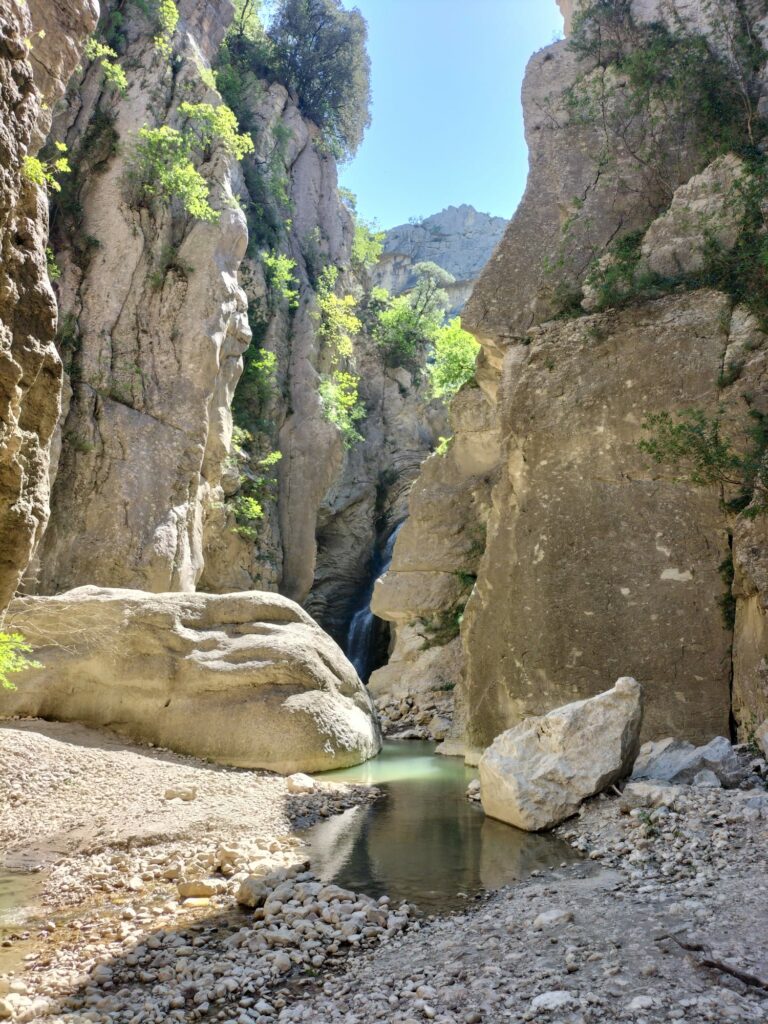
306,741 -> 578,913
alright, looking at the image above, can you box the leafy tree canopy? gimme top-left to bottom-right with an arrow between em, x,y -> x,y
267,0 -> 371,160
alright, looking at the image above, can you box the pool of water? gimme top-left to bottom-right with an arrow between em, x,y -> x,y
305,741 -> 579,914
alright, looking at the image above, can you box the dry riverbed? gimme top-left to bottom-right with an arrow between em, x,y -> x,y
1,720 -> 767,1024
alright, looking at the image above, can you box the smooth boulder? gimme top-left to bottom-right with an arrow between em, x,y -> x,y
479,678 -> 643,831
1,586 -> 380,774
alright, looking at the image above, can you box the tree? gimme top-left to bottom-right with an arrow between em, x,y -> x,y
429,318 -> 480,399
268,0 -> 371,160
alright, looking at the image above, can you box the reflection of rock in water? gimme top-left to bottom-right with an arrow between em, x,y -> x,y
305,805 -> 368,884
306,742 -> 579,913
479,816 -> 570,891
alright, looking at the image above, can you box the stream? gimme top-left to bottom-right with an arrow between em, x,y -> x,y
305,740 -> 579,914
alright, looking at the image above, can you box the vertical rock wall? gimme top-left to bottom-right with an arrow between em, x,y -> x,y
29,0 -> 250,595
374,0 -> 768,751
0,0 -> 97,613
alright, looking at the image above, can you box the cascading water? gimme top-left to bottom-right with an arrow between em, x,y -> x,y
345,524 -> 403,679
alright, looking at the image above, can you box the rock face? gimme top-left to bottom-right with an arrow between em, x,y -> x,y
1,586 -> 381,773
479,678 -> 643,831
0,0 -> 97,612
25,0 -> 249,597
375,0 -> 768,753
461,290 -> 734,750
371,205 -> 508,314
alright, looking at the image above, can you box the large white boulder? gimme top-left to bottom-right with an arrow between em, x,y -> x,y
479,678 -> 643,831
0,586 -> 380,774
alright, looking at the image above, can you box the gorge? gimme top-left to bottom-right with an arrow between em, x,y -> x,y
1,0 -> 768,1021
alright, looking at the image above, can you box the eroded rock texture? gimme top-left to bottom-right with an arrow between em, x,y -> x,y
28,0 -> 250,596
1,586 -> 380,772
0,0 -> 97,612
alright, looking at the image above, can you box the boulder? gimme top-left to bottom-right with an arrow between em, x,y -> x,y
631,735 -> 745,788
479,678 -> 643,831
0,586 -> 380,774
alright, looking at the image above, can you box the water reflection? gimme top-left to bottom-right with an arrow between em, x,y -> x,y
306,741 -> 578,913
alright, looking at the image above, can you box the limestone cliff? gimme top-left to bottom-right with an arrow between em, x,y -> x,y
26,0 -> 250,596
196,76 -> 445,644
0,0 -> 97,613
371,205 -> 508,315
374,0 -> 768,750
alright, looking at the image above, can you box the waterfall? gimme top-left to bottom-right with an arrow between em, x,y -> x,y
345,524 -> 403,680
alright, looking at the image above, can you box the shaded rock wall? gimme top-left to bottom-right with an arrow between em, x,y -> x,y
0,0 -> 97,613
28,0 -> 250,595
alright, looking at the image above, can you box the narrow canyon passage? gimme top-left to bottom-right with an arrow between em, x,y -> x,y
1,0 -> 768,1022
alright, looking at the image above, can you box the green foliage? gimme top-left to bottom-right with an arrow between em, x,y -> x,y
428,317 -> 479,399
569,0 -> 765,177
372,262 -> 454,372
0,632 -> 41,691
695,158 -> 768,330
148,244 -> 193,289
718,553 -> 736,630
314,265 -> 365,445
316,265 -> 360,356
418,607 -> 463,650
318,372 -> 365,447
178,102 -> 255,161
127,101 -> 251,221
153,0 -> 179,56
216,2 -> 273,136
234,342 -> 277,428
435,435 -> 453,457
351,218 -> 384,272
128,126 -> 217,221
227,428 -> 282,541
22,143 -> 70,193
639,408 -> 768,515
263,252 -> 299,308
269,0 -> 371,160
46,247 -> 61,282
84,37 -> 128,93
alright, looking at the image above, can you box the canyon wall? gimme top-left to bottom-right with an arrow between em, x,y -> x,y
17,1 -> 442,649
374,0 -> 768,750
26,0 -> 250,596
0,0 -> 97,612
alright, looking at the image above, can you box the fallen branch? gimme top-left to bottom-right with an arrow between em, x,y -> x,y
669,936 -> 768,994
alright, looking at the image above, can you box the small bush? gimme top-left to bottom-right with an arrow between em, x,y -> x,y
639,407 -> 768,515
22,143 -> 70,193
0,633 -> 41,690
84,37 -> 128,93
263,252 -> 299,309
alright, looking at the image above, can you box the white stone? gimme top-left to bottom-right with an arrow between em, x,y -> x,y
286,773 -> 316,794
530,990 -> 575,1011
533,908 -> 574,930
632,736 -> 744,788
480,678 -> 643,831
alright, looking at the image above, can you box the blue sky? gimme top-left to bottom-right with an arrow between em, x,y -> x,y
339,0 -> 564,229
